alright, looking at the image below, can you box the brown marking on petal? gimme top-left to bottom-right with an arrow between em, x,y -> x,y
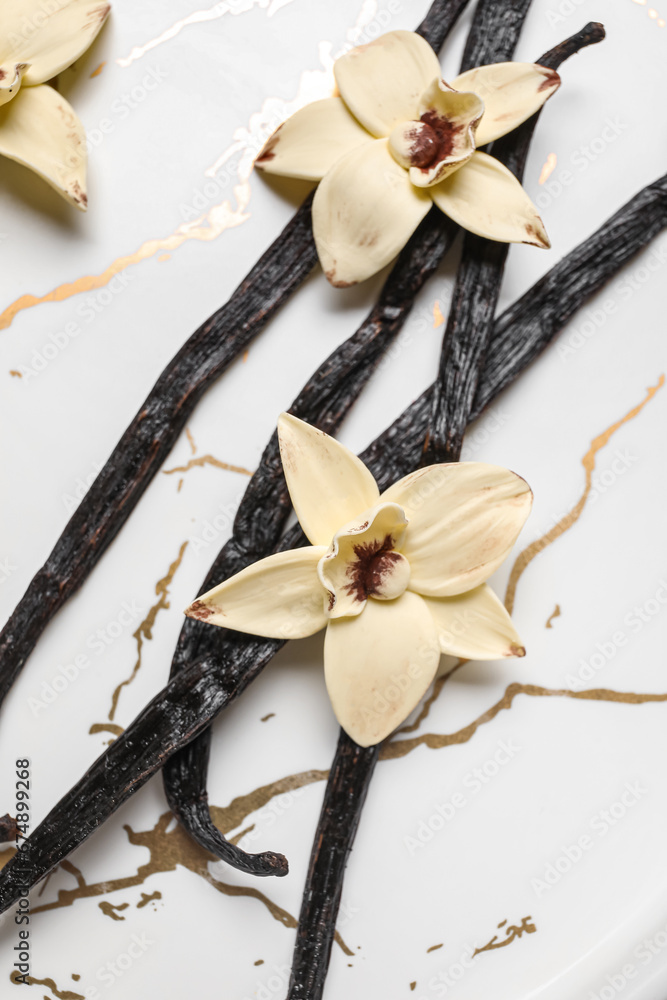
187,600 -> 216,621
325,268 -> 355,288
90,3 -> 111,26
507,643 -> 526,658
0,70 -> 6,82
344,534 -> 402,602
71,181 -> 88,207
255,126 -> 283,165
523,222 -> 549,249
358,231 -> 380,248
538,68 -> 561,93
327,590 -> 336,612
416,112 -> 465,173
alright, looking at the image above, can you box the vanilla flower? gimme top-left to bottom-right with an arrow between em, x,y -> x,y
0,1 -> 111,209
185,414 -> 532,747
255,30 -> 559,286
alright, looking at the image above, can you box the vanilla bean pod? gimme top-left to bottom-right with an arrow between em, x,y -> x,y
162,0 -> 475,876
0,168 -> 664,913
163,209 -> 459,877
362,167 -> 667,487
289,733 -> 380,1000
424,18 -> 605,464
0,198 -> 317,705
416,0 -> 470,48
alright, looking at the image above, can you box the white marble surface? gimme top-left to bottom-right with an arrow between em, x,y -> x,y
1,1 -> 667,998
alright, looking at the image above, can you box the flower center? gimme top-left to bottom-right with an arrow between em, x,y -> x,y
317,501 -> 410,619
345,536 -> 411,603
389,120 -> 439,170
388,114 -> 464,171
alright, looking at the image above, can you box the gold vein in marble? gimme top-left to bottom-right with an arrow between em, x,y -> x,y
115,0 -> 297,69
382,684 -> 667,761
0,193 -> 251,331
137,890 -> 162,908
0,2 -> 381,331
98,900 -> 129,920
24,811 -> 352,953
107,541 -> 189,721
505,375 -> 665,615
545,604 -> 561,628
162,455 -> 253,480
9,971 -> 84,999
8,683 -> 664,961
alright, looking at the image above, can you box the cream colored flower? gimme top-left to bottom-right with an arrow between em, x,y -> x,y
255,30 -> 560,286
0,1 -> 111,209
185,414 -> 532,747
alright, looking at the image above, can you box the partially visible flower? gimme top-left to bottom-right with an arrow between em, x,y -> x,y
255,30 -> 560,287
185,414 -> 532,747
0,1 -> 111,209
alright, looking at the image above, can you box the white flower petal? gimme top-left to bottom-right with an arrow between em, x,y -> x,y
324,590 -> 440,746
312,138 -> 432,287
318,502 -> 409,619
0,84 -> 87,209
277,413 -> 379,547
423,584 -> 526,659
451,62 -> 561,147
381,462 -> 532,596
431,151 -> 550,248
334,29 -> 441,138
406,80 -> 483,188
185,546 -> 328,640
0,0 -> 110,86
0,63 -> 28,107
254,97 -> 372,181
